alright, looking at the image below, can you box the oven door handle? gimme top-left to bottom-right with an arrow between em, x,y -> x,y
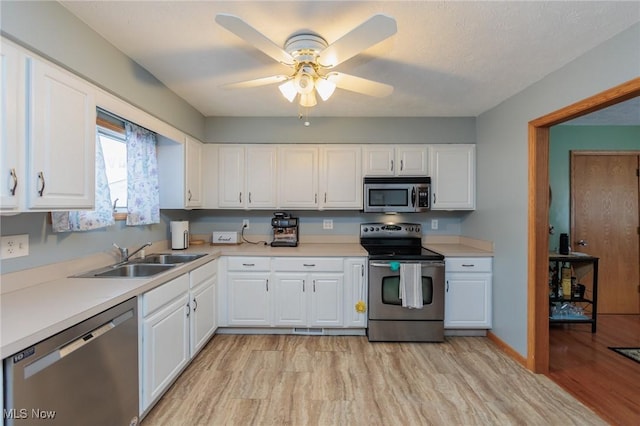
370,261 -> 443,267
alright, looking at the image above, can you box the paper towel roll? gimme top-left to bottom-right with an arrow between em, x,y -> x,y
170,221 -> 189,249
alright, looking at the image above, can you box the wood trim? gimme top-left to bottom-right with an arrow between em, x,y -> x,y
528,77 -> 640,374
96,116 -> 125,135
487,331 -> 527,367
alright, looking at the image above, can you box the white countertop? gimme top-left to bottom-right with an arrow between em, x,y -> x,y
0,242 -> 367,359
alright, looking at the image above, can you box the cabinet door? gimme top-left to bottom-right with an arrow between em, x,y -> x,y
309,273 -> 343,327
344,258 -> 367,327
184,137 -> 202,208
246,145 -> 277,208
396,145 -> 428,176
444,272 -> 492,328
429,144 -> 475,210
227,273 -> 271,325
320,145 -> 362,209
190,280 -> 215,356
218,145 -> 244,208
273,273 -> 307,326
363,146 -> 394,176
28,58 -> 96,209
0,41 -> 22,212
142,292 -> 190,411
278,145 -> 318,208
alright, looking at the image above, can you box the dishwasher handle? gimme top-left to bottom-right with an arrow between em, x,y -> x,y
23,308 -> 134,379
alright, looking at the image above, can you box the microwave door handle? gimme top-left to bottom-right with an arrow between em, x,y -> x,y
411,187 -> 416,207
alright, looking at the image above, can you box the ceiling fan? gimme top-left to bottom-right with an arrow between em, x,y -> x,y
215,13 -> 397,112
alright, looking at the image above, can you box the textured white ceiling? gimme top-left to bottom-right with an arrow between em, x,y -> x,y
60,1 -> 640,118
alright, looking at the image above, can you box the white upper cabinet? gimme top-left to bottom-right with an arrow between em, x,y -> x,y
217,144 -> 277,209
363,145 -> 428,176
28,54 -> 96,210
0,40 -> 23,212
429,144 -> 476,210
319,145 -> 362,209
184,136 -> 202,208
278,145 -> 319,209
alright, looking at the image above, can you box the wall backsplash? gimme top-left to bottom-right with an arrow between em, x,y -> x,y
0,209 -> 467,274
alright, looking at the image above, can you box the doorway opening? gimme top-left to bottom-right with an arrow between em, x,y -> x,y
527,77 -> 640,374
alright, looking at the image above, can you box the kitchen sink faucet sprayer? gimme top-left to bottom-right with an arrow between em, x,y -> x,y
114,242 -> 151,262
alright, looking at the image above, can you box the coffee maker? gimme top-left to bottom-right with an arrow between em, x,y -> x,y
270,212 -> 299,247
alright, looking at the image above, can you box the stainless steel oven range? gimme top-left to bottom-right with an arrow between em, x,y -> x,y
360,223 -> 445,342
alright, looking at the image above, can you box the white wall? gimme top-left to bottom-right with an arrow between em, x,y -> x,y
467,23 -> 640,356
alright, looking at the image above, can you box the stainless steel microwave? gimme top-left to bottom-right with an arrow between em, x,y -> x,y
363,176 -> 431,213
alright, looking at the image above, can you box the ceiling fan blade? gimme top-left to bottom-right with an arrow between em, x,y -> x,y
318,14 -> 397,68
222,75 -> 289,89
327,72 -> 393,98
215,13 -> 294,65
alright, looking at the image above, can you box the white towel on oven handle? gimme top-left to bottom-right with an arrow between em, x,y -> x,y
399,263 -> 423,309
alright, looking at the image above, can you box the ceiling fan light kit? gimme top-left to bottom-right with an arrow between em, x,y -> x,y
215,13 -> 397,122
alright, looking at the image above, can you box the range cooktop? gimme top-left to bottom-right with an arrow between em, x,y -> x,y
359,223 -> 444,261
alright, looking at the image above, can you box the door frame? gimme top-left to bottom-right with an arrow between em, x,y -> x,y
527,77 -> 640,373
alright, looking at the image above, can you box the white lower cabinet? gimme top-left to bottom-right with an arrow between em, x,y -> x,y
140,260 -> 217,414
140,274 -> 190,413
344,258 -> 368,328
224,257 -> 272,326
444,257 -> 492,329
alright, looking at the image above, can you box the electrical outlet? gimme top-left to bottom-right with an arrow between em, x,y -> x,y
242,219 -> 250,230
1,234 -> 29,259
323,219 -> 333,230
431,219 -> 439,230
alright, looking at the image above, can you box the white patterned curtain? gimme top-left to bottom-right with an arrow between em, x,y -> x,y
125,122 -> 160,226
51,134 -> 115,232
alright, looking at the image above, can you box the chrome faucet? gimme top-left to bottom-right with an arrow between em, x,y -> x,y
113,242 -> 151,262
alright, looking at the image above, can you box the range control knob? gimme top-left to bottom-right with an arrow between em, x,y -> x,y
416,226 -> 421,233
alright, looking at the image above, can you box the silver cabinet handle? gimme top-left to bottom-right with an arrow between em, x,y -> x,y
249,192 -> 252,203
37,172 -> 45,196
303,264 -> 316,267
462,264 -> 475,267
315,193 -> 317,203
192,297 -> 198,312
361,264 -> 364,276
188,190 -> 192,201
239,192 -> 242,203
446,281 -> 449,292
400,160 -> 404,171
313,280 -> 316,292
186,302 -> 191,317
9,168 -> 17,196
242,263 -> 255,267
324,193 -> 327,203
266,279 -> 269,292
433,193 -> 436,204
390,159 -> 394,172
303,280 -> 305,292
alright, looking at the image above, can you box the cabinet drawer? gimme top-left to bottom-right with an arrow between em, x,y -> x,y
227,257 -> 271,271
190,259 -> 217,288
142,274 -> 189,316
445,257 -> 492,273
272,257 -> 343,272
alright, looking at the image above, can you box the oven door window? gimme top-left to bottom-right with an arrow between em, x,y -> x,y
368,188 -> 409,207
381,275 -> 433,305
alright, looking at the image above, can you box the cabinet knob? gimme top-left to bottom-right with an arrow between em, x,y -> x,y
577,239 -> 588,247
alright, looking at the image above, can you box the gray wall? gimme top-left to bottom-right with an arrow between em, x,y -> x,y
467,23 -> 640,357
0,0 -> 206,140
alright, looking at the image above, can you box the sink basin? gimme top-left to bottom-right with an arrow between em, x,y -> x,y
74,263 -> 175,278
131,253 -> 206,264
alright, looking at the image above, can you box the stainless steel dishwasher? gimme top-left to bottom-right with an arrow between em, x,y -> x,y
4,297 -> 139,426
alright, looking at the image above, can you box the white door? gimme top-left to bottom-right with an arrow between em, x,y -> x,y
218,145 -> 244,208
246,145 -> 277,208
320,145 -> 362,209
396,145 -> 428,176
273,273 -> 307,325
278,145 -> 318,208
190,280 -> 215,356
430,144 -> 475,210
363,146 -> 394,176
444,273 -> 491,328
227,273 -> 271,325
28,58 -> 96,209
184,137 -> 202,208
0,41 -> 22,211
309,273 -> 343,327
142,293 -> 190,411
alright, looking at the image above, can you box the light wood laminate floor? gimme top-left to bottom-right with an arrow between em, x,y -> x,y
142,334 -> 604,425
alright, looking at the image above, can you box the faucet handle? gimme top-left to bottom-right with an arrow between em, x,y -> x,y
113,243 -> 128,260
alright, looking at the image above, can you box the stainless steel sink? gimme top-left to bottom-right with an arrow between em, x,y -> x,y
131,253 -> 206,264
73,263 -> 175,278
